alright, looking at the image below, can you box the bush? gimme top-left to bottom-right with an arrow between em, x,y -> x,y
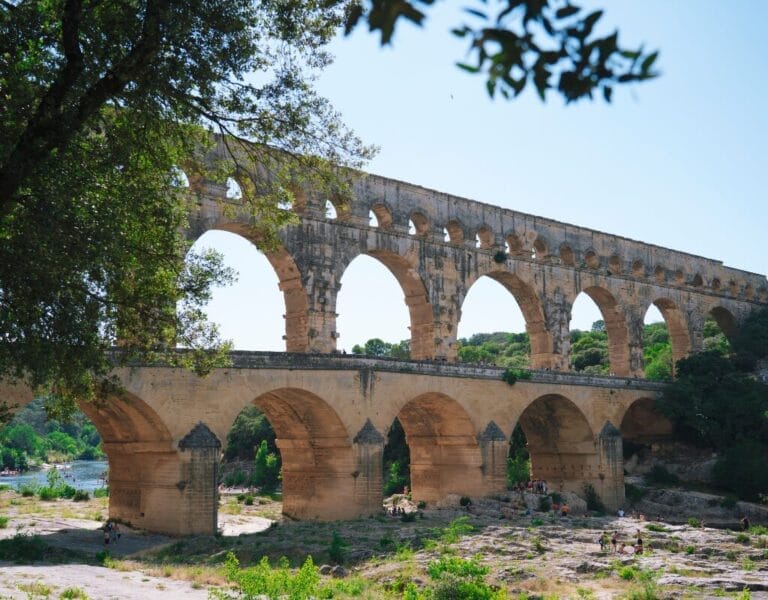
735,533 -> 750,544
328,531 -> 348,564
644,465 -> 679,486
93,487 -> 109,498
625,483 -> 647,505
502,367 -> 531,386
417,500 -> 427,510
401,511 -> 416,523
244,495 -> 254,506
0,515 -> 8,528
712,441 -> 768,502
459,496 -> 471,507
688,517 -> 701,528
538,496 -> 551,512
18,484 -> 36,497
60,587 -> 89,599
506,452 -> 531,487
383,459 -> 408,496
646,523 -> 667,533
38,487 -> 57,501
72,490 -> 90,502
582,483 -> 606,513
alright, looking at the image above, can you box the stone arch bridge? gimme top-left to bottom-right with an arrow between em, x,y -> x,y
5,354 -> 666,536
3,141 -> 766,535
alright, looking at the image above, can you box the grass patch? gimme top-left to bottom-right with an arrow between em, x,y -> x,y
645,523 -> 667,533
0,514 -> 8,528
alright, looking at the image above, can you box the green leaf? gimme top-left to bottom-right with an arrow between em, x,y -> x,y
641,50 -> 659,72
456,62 -> 480,74
602,86 -> 612,102
555,6 -> 580,19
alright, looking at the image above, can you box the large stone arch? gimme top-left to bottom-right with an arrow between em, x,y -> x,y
248,387 -> 357,520
578,286 -> 631,376
709,305 -> 739,341
514,393 -> 623,508
188,224 -> 309,352
78,393 -> 186,534
648,298 -> 691,366
339,249 -> 435,360
619,397 -> 673,444
460,270 -> 553,369
395,392 -> 484,502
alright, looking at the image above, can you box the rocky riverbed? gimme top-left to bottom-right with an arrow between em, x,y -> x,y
0,487 -> 766,599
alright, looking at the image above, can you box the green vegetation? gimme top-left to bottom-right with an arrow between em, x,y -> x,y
658,306 -> 768,502
383,418 -> 411,496
0,398 -> 104,470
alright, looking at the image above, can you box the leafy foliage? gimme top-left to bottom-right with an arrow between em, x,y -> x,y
0,0 -> 372,416
383,417 -> 411,495
346,0 -> 658,103
252,440 -> 281,491
224,406 -> 277,462
351,338 -> 411,359
657,306 -> 768,502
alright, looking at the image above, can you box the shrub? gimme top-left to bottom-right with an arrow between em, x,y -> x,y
0,515 -> 8,528
236,493 -> 246,503
625,483 -> 647,504
645,523 -> 667,533
72,490 -> 90,502
427,556 -> 488,580
60,587 -> 89,599
401,511 -> 416,523
417,500 -> 427,510
506,452 -> 531,487
59,485 -> 77,499
549,491 -> 563,504
244,495 -> 254,506
328,531 -> 348,564
687,517 -> 701,528
644,465 -> 679,486
19,484 -> 36,497
735,532 -> 750,544
538,496 -> 551,512
93,487 -> 109,498
618,565 -> 639,581
459,496 -> 472,507
502,367 -> 531,386
38,487 -> 57,501
685,545 -> 695,554
582,483 -> 606,513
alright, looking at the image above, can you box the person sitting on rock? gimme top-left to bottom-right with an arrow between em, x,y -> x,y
634,537 -> 644,555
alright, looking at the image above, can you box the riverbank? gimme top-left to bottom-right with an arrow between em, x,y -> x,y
0,487 -> 766,599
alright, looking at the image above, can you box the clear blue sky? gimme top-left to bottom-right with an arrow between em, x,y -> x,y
194,1 -> 768,352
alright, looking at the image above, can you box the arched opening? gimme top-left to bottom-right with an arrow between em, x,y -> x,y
218,405 -> 281,530
631,260 -> 645,278
232,388 -> 353,521
608,254 -> 622,275
673,269 -> 684,285
620,397 -> 674,478
475,226 -> 494,249
532,236 -> 547,261
324,199 -> 337,219
337,253 -> 433,359
506,233 -> 524,256
570,288 -> 630,376
711,278 -> 722,292
691,273 -> 703,288
369,203 -> 393,229
707,307 -> 737,349
642,300 -> 690,380
584,250 -> 600,270
171,166 -> 190,188
186,229 -> 307,351
0,397 -> 109,497
225,176 -> 243,200
444,219 -> 464,245
559,245 -> 575,266
382,417 -> 410,500
457,273 -> 548,369
515,395 -> 594,497
396,393 -> 482,503
654,265 -> 666,283
409,211 -> 429,236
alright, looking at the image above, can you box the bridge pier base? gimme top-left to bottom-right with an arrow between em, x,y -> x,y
410,436 -> 487,503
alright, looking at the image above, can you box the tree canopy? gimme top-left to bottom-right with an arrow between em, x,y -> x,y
0,0 -> 370,415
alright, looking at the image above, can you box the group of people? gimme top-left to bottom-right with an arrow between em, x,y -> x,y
599,530 -> 643,555
102,521 -> 121,545
511,479 -> 549,494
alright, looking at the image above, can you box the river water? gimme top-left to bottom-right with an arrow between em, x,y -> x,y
0,460 -> 108,492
